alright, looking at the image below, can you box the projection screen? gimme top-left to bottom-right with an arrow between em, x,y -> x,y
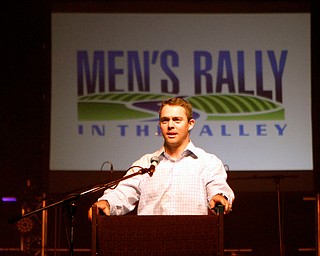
50,13 -> 312,171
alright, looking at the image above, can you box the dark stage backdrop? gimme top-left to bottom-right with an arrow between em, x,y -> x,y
1,1 -> 319,255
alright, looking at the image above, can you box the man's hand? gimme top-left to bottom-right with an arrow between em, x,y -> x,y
88,200 -> 110,221
209,194 -> 232,215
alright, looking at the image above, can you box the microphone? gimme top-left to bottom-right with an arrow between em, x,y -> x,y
100,161 -> 114,180
149,156 -> 160,175
100,161 -> 113,172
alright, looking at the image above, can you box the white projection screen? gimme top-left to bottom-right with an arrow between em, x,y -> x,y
51,13 -> 312,172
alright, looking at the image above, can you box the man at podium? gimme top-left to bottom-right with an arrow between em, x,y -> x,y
89,97 -> 234,218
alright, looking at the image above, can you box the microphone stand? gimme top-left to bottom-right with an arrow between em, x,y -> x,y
8,166 -> 155,256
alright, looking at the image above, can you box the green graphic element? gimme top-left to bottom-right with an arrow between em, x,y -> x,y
78,102 -> 154,121
78,93 -> 171,121
78,93 -> 285,121
188,94 -> 284,120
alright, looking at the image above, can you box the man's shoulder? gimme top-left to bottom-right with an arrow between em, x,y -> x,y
192,144 -> 222,163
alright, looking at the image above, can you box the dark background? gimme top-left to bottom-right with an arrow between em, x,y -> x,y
1,0 -> 319,255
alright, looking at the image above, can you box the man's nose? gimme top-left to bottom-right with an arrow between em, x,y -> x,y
168,119 -> 174,128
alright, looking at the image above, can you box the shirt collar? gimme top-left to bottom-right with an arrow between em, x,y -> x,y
156,141 -> 198,161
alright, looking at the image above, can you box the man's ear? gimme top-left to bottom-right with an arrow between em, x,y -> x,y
188,119 -> 195,131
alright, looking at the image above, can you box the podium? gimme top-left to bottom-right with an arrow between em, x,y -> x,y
91,205 -> 224,256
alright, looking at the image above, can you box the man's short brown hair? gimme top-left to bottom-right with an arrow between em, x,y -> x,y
159,97 -> 193,121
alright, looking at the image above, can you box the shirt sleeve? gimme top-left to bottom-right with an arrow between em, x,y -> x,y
98,153 -> 156,215
206,155 -> 235,204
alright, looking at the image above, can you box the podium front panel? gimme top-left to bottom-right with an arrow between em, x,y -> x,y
92,213 -> 223,256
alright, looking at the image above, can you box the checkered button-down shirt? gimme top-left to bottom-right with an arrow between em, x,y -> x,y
98,141 -> 234,215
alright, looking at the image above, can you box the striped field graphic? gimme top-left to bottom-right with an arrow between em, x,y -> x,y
78,93 -> 284,121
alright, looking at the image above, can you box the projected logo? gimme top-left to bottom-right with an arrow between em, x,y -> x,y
77,93 -> 284,121
77,49 -> 287,122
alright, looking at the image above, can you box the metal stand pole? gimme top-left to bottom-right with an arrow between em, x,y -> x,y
20,208 -> 25,253
317,193 -> 320,256
41,193 -> 47,256
275,178 -> 284,256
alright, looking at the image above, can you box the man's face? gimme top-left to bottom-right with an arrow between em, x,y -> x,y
159,105 -> 195,148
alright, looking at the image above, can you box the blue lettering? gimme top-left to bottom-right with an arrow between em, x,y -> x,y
221,125 -> 231,136
256,51 -> 272,100
156,126 -> 162,136
268,50 -> 288,103
77,123 -> 288,137
194,51 -> 213,94
274,124 -> 287,135
92,125 -> 105,136
108,51 -> 124,92
257,124 -> 267,136
238,51 -> 254,95
160,50 -> 179,94
239,124 -> 249,136
78,125 -> 84,135
118,125 -> 128,136
136,125 -> 149,136
199,125 -> 213,136
216,51 -> 235,93
77,51 -> 105,96
128,51 -> 150,92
